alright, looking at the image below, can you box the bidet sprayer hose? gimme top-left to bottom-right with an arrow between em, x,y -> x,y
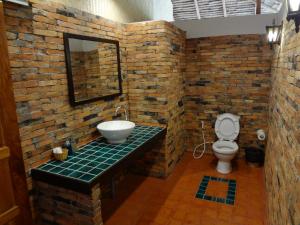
193,127 -> 214,159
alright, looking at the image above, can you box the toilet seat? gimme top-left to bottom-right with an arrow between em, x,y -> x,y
215,113 -> 240,141
212,140 -> 238,154
213,113 -> 240,174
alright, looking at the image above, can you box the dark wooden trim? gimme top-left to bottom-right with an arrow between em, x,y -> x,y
0,2 -> 32,224
256,0 -> 261,14
32,128 -> 167,194
0,146 -> 10,160
63,32 -> 123,107
0,205 -> 20,225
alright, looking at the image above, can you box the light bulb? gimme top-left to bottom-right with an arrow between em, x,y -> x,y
289,0 -> 300,11
272,30 -> 278,42
268,28 -> 279,43
268,31 -> 273,42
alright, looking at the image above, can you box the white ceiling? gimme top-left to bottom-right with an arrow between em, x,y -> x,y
171,0 -> 282,20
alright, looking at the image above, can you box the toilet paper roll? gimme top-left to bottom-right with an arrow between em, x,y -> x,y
256,129 -> 266,141
53,147 -> 63,154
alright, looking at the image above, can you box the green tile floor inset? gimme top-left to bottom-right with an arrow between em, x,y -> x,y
34,125 -> 164,184
195,175 -> 237,205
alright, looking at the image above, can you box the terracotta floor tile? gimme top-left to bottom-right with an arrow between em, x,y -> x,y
205,180 -> 229,199
185,212 -> 204,225
103,153 -> 266,225
167,219 -> 184,225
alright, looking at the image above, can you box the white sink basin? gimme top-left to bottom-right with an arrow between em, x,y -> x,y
97,120 -> 136,144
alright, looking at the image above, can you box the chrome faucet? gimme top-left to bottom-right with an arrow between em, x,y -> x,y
115,105 -> 128,121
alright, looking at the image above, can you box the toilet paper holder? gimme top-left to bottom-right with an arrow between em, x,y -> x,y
256,129 -> 266,141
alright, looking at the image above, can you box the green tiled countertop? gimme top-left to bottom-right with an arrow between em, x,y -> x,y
32,125 -> 166,193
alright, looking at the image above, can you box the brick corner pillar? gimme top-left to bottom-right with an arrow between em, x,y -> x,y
34,181 -> 103,225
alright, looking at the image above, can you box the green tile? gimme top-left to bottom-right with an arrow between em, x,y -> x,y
69,171 -> 85,178
90,142 -> 99,146
102,153 -> 113,158
111,154 -> 123,160
93,151 -> 105,157
49,167 -> 64,173
98,163 -> 110,170
114,145 -> 126,150
94,157 -> 106,163
216,198 -> 225,203
49,161 -> 63,166
86,155 -> 97,160
59,169 -> 73,176
79,174 -> 94,181
105,159 -> 117,165
196,175 -> 236,206
40,164 -> 55,171
60,162 -> 73,168
78,166 -> 94,173
117,151 -> 128,156
89,168 -> 103,175
34,125 -> 164,184
84,150 -> 95,155
87,162 -> 99,168
78,159 -> 90,164
100,147 -> 112,152
68,164 -> 82,170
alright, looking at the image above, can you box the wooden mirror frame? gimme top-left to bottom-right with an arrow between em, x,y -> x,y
63,33 -> 123,106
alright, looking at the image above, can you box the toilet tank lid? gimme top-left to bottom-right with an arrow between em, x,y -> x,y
215,113 -> 240,141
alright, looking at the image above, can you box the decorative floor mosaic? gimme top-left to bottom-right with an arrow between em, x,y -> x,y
34,125 -> 164,183
196,175 -> 236,205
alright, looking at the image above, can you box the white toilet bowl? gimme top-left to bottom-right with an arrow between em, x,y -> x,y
213,113 -> 240,174
213,140 -> 238,174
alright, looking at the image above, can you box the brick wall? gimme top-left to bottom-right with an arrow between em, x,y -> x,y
125,21 -> 186,176
71,51 -> 89,100
265,20 -> 300,225
34,181 -> 102,225
71,44 -> 119,101
4,0 -> 128,207
5,1 -> 291,224
4,0 -> 187,221
185,35 -> 273,155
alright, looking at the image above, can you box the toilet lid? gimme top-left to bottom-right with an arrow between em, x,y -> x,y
215,113 -> 240,141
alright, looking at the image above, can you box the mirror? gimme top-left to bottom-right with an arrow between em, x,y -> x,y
63,33 -> 122,106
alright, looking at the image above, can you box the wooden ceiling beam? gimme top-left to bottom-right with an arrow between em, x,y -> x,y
256,0 -> 261,14
193,0 -> 201,19
222,0 -> 227,17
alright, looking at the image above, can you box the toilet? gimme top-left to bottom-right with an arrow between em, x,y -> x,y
212,113 -> 240,174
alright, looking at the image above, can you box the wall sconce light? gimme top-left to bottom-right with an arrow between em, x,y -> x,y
266,23 -> 282,48
286,0 -> 300,33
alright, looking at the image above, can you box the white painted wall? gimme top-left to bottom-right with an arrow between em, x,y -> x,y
173,13 -> 280,38
52,0 -> 174,23
152,0 -> 174,21
52,0 -> 154,23
52,0 -> 284,39
278,0 -> 287,22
